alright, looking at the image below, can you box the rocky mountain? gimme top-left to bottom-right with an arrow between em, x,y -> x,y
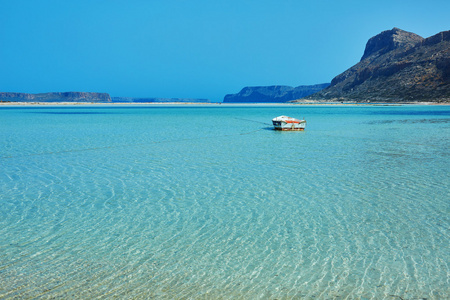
301,28 -> 450,103
0,92 -> 111,102
111,97 -> 210,103
223,83 -> 330,103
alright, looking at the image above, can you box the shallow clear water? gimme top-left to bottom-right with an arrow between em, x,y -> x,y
0,105 -> 449,299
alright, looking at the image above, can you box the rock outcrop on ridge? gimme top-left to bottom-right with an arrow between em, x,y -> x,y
0,92 -> 112,102
223,83 -> 330,103
301,28 -> 450,103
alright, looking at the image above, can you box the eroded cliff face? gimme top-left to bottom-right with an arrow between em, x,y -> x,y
360,27 -> 424,61
304,28 -> 450,102
0,92 -> 112,102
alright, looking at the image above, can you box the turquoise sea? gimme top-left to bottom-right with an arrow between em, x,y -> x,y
0,104 -> 449,299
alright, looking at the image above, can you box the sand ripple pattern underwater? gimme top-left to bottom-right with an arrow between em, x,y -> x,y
0,105 -> 449,299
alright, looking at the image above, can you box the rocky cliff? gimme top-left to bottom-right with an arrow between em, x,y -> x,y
302,28 -> 450,103
0,92 -> 112,102
223,83 -> 330,103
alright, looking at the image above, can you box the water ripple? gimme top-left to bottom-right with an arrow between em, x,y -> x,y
1,106 -> 449,299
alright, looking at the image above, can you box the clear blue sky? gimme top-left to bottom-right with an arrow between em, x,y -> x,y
1,0 -> 449,102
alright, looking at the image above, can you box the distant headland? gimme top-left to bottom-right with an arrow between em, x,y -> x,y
0,92 -> 111,103
223,84 -> 330,103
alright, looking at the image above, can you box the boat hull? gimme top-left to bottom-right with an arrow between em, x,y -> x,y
272,116 -> 306,131
272,121 -> 306,131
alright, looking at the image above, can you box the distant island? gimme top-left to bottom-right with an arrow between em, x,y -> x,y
223,84 -> 330,103
0,92 -> 111,103
298,28 -> 450,103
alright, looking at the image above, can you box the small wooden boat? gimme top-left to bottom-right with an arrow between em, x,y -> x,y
272,115 -> 306,131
